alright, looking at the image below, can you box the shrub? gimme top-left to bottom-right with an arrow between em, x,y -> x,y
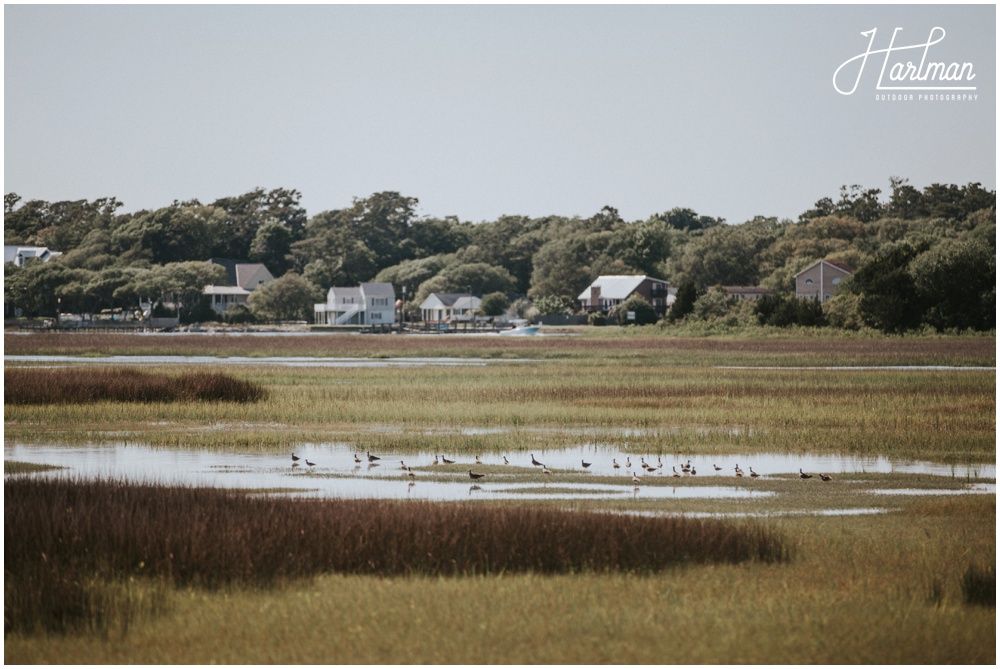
4,369 -> 267,404
961,565 -> 995,607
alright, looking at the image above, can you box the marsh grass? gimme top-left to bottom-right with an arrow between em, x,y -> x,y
5,368 -> 266,404
961,565 -> 996,607
5,477 -> 787,635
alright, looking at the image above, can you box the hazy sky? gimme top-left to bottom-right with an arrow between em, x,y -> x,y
4,4 -> 995,225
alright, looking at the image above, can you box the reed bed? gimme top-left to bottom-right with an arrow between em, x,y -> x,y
4,477 -> 786,634
4,368 -> 266,404
5,330 -> 995,367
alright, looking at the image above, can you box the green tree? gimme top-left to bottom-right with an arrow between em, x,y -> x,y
247,273 -> 322,322
528,237 -> 591,299
478,292 -> 510,317
532,295 -> 575,316
666,280 -> 699,323
848,243 -> 927,334
611,294 -> 658,325
911,239 -> 995,331
210,187 -> 306,260
249,219 -> 294,276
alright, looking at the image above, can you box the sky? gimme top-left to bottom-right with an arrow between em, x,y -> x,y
4,4 -> 996,225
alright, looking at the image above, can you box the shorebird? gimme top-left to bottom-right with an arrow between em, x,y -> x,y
799,469 -> 813,479
613,459 -> 621,470
582,459 -> 592,469
657,457 -> 664,469
441,455 -> 455,465
531,454 -> 544,467
353,454 -> 363,464
400,460 -> 408,470
682,460 -> 692,473
625,457 -> 632,468
367,451 -> 380,463
672,466 -> 681,478
713,464 -> 722,471
475,455 -> 483,465
735,464 -> 745,477
468,469 -> 485,481
542,466 -> 552,475
291,453 -> 300,462
433,455 -> 439,465
306,459 -> 316,468
632,471 -> 642,484
749,467 -> 760,478
690,466 -> 697,475
503,455 -> 509,465
819,473 -> 834,482
407,467 -> 416,478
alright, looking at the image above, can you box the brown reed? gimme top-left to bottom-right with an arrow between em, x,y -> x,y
4,477 -> 787,633
4,368 -> 266,404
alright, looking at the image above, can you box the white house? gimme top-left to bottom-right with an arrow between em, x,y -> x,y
577,275 -> 675,316
4,245 -> 62,266
203,259 -> 276,315
314,282 -> 397,326
419,293 -> 481,323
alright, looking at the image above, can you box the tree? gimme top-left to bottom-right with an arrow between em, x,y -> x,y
532,295 -> 575,316
210,187 -> 306,259
478,292 -> 510,317
911,239 -> 995,331
667,280 -> 699,323
249,219 -> 294,276
247,273 -> 322,322
611,294 -> 658,325
848,243 -> 927,333
528,237 -> 591,299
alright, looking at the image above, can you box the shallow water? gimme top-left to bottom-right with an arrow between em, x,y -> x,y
4,355 -> 536,368
5,442 -> 993,504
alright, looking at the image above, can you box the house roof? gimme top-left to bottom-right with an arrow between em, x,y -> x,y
208,259 -> 274,289
203,285 -> 250,296
723,286 -> 773,294
4,245 -> 59,264
577,275 -> 668,301
420,293 -> 480,309
359,282 -> 395,298
793,259 -> 855,278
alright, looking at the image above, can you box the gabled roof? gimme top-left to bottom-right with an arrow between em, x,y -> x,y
359,282 -> 395,298
577,275 -> 668,301
420,293 -> 480,309
793,259 -> 855,278
208,258 -> 274,289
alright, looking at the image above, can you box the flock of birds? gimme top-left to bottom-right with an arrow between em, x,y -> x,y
288,451 -> 836,484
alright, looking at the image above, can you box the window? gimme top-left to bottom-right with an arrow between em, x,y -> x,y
832,277 -> 841,285
805,278 -> 814,285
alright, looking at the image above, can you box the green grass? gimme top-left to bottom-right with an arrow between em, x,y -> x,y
3,332 -> 994,663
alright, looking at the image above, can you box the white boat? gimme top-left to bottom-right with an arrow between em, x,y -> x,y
499,321 -> 540,336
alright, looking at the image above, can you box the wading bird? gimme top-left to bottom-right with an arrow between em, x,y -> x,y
542,466 -> 552,475
582,459 -> 592,469
750,467 -> 760,478
441,455 -> 455,464
531,454 -> 544,467
632,471 -> 642,484
503,455 -> 509,465
799,469 -> 813,479
672,466 -> 681,478
468,469 -> 485,481
735,464 -> 744,477
475,455 -> 483,465
306,459 -> 316,467
819,473 -> 834,481
407,467 -> 416,479
367,451 -> 380,463
291,453 -> 300,462
713,464 -> 722,471
353,454 -> 363,464
613,459 -> 621,470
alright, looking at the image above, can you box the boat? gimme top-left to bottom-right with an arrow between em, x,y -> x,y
499,320 -> 540,336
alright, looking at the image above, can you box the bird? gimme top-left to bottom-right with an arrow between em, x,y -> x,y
632,471 -> 642,484
613,459 -> 621,470
433,455 -> 439,465
531,454 -> 544,467
407,467 -> 416,478
503,455 -> 509,465
672,466 -> 681,478
625,457 -> 632,468
657,457 -> 664,470
582,459 -> 592,469
367,451 -> 380,463
682,460 -> 692,473
353,454 -> 363,464
441,455 -> 455,464
735,464 -> 744,477
291,453 -> 300,462
690,466 -> 697,475
468,469 -> 485,481
820,473 -> 834,482
713,463 -> 722,471
306,459 -> 316,468
749,467 -> 760,478
799,469 -> 813,479
475,455 -> 483,465
400,460 -> 408,470
542,466 -> 552,475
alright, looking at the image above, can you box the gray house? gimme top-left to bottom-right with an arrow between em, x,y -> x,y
314,282 -> 397,325
794,259 -> 854,302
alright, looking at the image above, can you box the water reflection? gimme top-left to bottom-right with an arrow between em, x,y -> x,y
5,442 -> 994,503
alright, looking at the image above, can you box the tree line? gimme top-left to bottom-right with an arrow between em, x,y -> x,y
3,178 -> 995,333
